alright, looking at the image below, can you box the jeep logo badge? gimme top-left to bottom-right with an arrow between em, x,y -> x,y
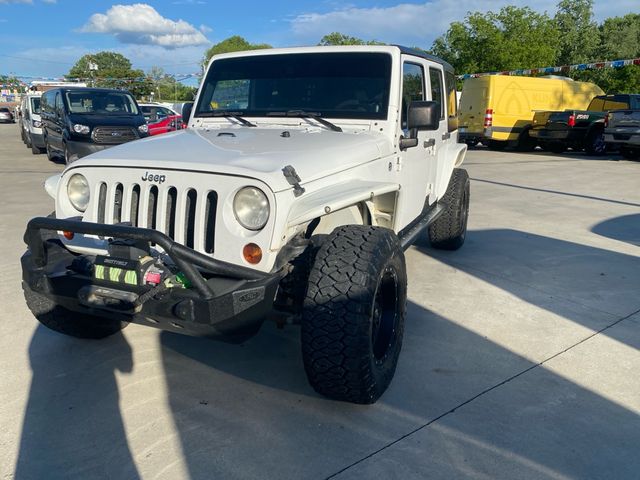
111,131 -> 122,137
141,171 -> 166,183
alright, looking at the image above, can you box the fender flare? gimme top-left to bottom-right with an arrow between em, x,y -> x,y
285,180 -> 400,228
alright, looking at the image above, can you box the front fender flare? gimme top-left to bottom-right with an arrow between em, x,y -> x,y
286,180 -> 400,228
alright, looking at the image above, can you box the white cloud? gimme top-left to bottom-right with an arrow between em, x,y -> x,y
289,0 -> 637,48
199,24 -> 212,33
80,3 -> 210,48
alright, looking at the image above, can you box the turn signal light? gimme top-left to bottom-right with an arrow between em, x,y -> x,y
63,231 -> 74,240
243,243 -> 262,264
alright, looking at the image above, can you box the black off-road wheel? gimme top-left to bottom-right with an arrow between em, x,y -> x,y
428,168 -> 470,250
23,285 -> 128,339
301,225 -> 407,404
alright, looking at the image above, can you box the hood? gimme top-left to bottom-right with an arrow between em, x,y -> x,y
70,126 -> 393,192
68,113 -> 146,128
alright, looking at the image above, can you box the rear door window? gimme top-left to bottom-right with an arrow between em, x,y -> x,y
428,68 -> 445,120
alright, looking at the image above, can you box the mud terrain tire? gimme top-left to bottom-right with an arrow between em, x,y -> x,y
428,168 -> 470,250
301,225 -> 406,404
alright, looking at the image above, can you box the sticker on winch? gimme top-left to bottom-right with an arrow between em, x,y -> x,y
94,255 -> 140,285
94,264 -> 138,285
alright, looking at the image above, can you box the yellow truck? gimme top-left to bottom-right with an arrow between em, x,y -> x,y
457,75 -> 604,150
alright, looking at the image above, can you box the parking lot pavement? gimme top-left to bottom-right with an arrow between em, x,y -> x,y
0,123 -> 638,479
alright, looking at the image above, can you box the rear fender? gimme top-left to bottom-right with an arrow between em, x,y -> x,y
435,142 -> 467,199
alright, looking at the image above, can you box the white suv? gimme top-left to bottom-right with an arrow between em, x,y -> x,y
22,46 -> 469,404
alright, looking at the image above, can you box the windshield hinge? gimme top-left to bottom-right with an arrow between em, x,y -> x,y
282,165 -> 305,197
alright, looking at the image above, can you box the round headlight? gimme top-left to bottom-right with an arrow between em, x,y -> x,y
233,187 -> 270,230
138,123 -> 149,133
67,174 -> 90,212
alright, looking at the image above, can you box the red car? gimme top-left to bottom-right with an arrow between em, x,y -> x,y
139,104 -> 184,136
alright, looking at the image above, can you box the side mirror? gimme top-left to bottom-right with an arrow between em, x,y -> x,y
399,101 -> 440,150
407,100 -> 440,131
182,102 -> 193,125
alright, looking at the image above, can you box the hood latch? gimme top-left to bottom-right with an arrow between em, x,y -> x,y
282,165 -> 305,197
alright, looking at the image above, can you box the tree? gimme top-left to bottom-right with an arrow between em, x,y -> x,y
431,6 -> 559,75
203,36 -> 271,66
598,13 -> 640,60
146,66 -> 197,102
570,13 -> 640,93
67,51 -> 152,97
318,32 -> 385,46
555,0 -> 599,65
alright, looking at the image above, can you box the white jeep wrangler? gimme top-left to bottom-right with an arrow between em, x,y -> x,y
22,46 -> 469,404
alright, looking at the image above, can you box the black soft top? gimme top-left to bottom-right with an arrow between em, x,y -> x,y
395,46 -> 454,74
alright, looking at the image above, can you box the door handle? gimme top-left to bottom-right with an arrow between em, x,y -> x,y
442,132 -> 451,140
424,138 -> 435,148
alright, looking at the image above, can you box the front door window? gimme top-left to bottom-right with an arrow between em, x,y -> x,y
401,63 -> 425,131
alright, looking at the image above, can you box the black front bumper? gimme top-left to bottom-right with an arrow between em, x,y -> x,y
22,217 -> 281,343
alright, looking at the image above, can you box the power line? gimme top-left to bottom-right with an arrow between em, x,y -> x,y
0,53 -> 75,65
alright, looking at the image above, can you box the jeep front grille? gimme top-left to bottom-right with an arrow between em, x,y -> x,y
92,126 -> 138,144
95,181 -> 218,253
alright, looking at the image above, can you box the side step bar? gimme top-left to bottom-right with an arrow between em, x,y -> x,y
398,202 -> 446,251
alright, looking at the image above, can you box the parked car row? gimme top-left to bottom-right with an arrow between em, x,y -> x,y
457,75 -> 640,159
15,86 -> 189,163
529,94 -> 640,157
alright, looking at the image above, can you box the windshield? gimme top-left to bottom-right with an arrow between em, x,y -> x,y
64,91 -> 140,115
195,52 -> 392,120
30,97 -> 41,114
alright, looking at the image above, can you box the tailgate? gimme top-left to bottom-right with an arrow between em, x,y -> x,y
531,111 -> 556,129
608,110 -> 640,129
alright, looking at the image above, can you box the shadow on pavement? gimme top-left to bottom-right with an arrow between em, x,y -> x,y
470,178 -> 640,208
159,227 -> 640,479
591,214 -> 640,247
419,228 -> 640,350
14,229 -> 640,479
14,326 -> 139,480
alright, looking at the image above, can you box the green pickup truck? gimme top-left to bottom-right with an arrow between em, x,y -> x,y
530,94 -> 640,155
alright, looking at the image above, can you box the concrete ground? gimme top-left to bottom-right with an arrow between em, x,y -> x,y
0,123 -> 638,480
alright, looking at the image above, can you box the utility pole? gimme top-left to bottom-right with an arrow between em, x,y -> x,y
88,59 -> 98,87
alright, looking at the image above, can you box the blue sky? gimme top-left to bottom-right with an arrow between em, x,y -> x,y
0,0 -> 637,82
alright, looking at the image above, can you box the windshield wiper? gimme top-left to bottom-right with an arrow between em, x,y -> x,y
267,110 -> 342,132
199,111 -> 256,127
